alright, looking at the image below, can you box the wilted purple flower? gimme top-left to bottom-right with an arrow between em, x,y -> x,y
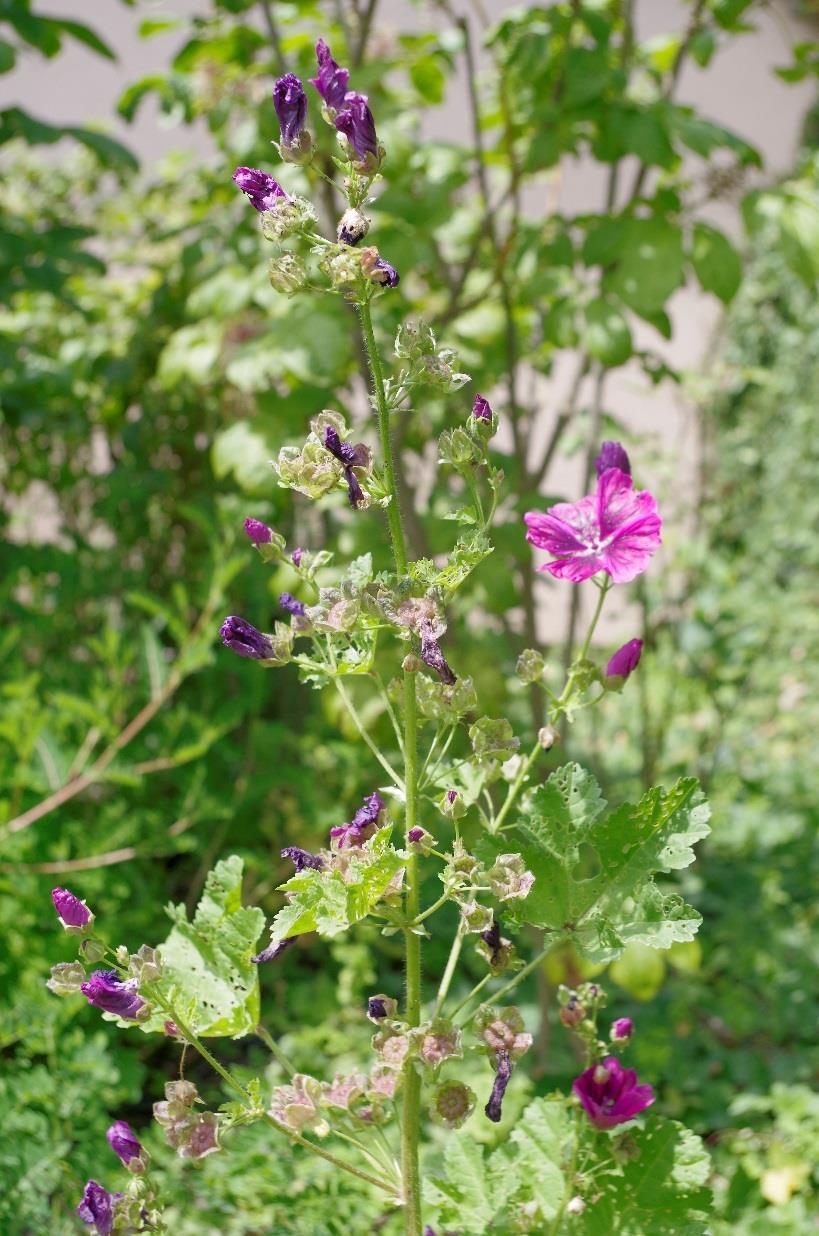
595,440 -> 631,477
419,620 -> 456,685
77,1181 -> 119,1235
334,92 -> 379,164
80,971 -> 147,1021
232,166 -> 289,212
573,1056 -> 655,1129
310,39 -> 349,111
472,394 -> 492,421
323,425 -> 371,509
611,1017 -> 634,1042
371,257 -> 400,287
291,547 -> 304,567
52,886 -> 92,930
367,994 -> 397,1022
480,918 -> 502,966
524,468 -> 661,584
281,846 -> 324,872
606,638 -> 643,680
331,791 -> 385,848
220,615 -> 275,660
107,1121 -> 148,1173
485,1049 -> 512,1123
252,936 -> 295,965
273,73 -> 307,146
279,592 -> 306,618
245,517 -> 273,545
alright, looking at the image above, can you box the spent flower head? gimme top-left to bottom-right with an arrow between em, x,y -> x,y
430,1079 -> 476,1129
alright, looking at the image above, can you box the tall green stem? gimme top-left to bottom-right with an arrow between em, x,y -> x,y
359,294 -> 423,1236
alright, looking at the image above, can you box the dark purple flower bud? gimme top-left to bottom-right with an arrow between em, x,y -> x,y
107,1121 -> 148,1173
334,93 -> 379,164
485,1048 -> 512,1123
281,846 -> 324,872
447,790 -> 458,804
252,936 -> 296,965
480,917 -> 503,967
232,166 -> 289,212
52,886 -> 92,929
595,440 -> 631,477
472,394 -> 492,421
368,996 -> 388,1020
407,828 -> 424,844
77,1181 -> 119,1236
245,517 -> 273,545
606,638 -> 643,681
279,592 -> 306,617
273,73 -> 307,146
611,1017 -> 634,1042
323,426 -> 357,466
572,1056 -> 655,1129
220,615 -> 275,661
80,971 -> 147,1021
310,38 -> 350,111
419,621 -> 456,685
291,547 -> 304,567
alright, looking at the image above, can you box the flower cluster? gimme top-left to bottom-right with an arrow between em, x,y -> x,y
76,1122 -> 159,1234
154,1080 -> 221,1159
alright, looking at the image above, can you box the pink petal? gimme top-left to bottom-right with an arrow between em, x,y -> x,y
600,511 -> 662,583
539,555 -> 603,583
596,467 -> 643,539
524,509 -> 588,555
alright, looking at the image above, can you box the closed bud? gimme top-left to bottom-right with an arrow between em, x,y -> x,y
402,653 -> 422,673
567,1196 -> 586,1216
79,937 -> 106,964
407,826 -> 435,853
337,207 -> 370,246
395,319 -> 436,358
439,788 -> 465,820
516,649 -> 546,685
610,1017 -> 634,1042
559,997 -> 586,1028
538,725 -> 559,750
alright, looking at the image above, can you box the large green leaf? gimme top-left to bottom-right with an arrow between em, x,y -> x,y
501,764 -> 710,961
690,222 -> 742,303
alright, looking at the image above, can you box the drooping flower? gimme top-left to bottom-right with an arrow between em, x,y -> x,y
479,917 -> 504,967
76,1180 -> 119,1235
281,846 -> 324,872
52,886 -> 92,930
524,467 -> 661,584
330,790 -> 386,848
419,620 -> 456,685
573,1056 -> 655,1129
252,936 -> 295,965
595,440 -> 631,477
322,425 -> 372,508
310,38 -> 349,111
606,638 -> 643,680
472,393 -> 492,421
611,1017 -> 634,1042
107,1121 -> 148,1173
485,1048 -> 512,1123
232,166 -> 289,212
244,517 -> 273,545
220,615 -> 275,661
334,92 -> 380,166
475,1005 -> 533,1063
80,971 -> 147,1021
273,73 -> 307,146
279,592 -> 306,618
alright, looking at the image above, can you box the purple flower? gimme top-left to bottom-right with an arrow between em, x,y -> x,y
372,257 -> 400,287
232,166 -> 289,212
220,615 -> 275,660
573,1056 -> 655,1129
447,790 -> 458,804
310,38 -> 350,111
279,592 -> 306,618
595,440 -> 631,477
291,547 -> 304,567
611,1017 -> 634,1042
407,828 -> 425,844
606,638 -> 643,680
524,468 -> 661,584
252,937 -> 295,965
80,971 -> 147,1021
273,73 -> 307,146
419,620 -> 456,685
281,846 -> 324,872
106,1121 -> 147,1172
331,791 -> 385,848
368,996 -> 388,1020
334,92 -> 379,164
485,1049 -> 512,1123
245,517 -> 273,545
77,1181 -> 119,1235
323,426 -> 370,509
480,917 -> 503,966
472,394 -> 492,421
52,886 -> 92,929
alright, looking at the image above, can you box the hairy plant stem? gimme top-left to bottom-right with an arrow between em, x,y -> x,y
358,294 -> 423,1236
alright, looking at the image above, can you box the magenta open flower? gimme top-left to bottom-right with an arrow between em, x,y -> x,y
77,1180 -> 120,1235
524,468 -> 661,584
606,638 -> 643,680
80,971 -> 147,1021
573,1056 -> 655,1129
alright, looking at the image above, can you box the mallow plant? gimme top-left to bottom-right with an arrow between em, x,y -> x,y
49,42 -> 713,1236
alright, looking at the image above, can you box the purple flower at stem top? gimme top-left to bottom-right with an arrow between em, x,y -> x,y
595,439 -> 631,477
107,1121 -> 147,1172
232,167 -> 289,212
80,971 -> 147,1021
244,517 -> 273,545
273,73 -> 307,146
220,616 -> 275,661
310,38 -> 350,111
52,886 -> 92,929
331,790 -> 385,849
611,1017 -> 634,1042
472,393 -> 492,421
279,592 -> 306,618
524,467 -> 661,584
77,1181 -> 119,1235
573,1056 -> 655,1129
335,92 -> 379,165
606,638 -> 643,680
485,1048 -> 512,1123
281,846 -> 324,872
